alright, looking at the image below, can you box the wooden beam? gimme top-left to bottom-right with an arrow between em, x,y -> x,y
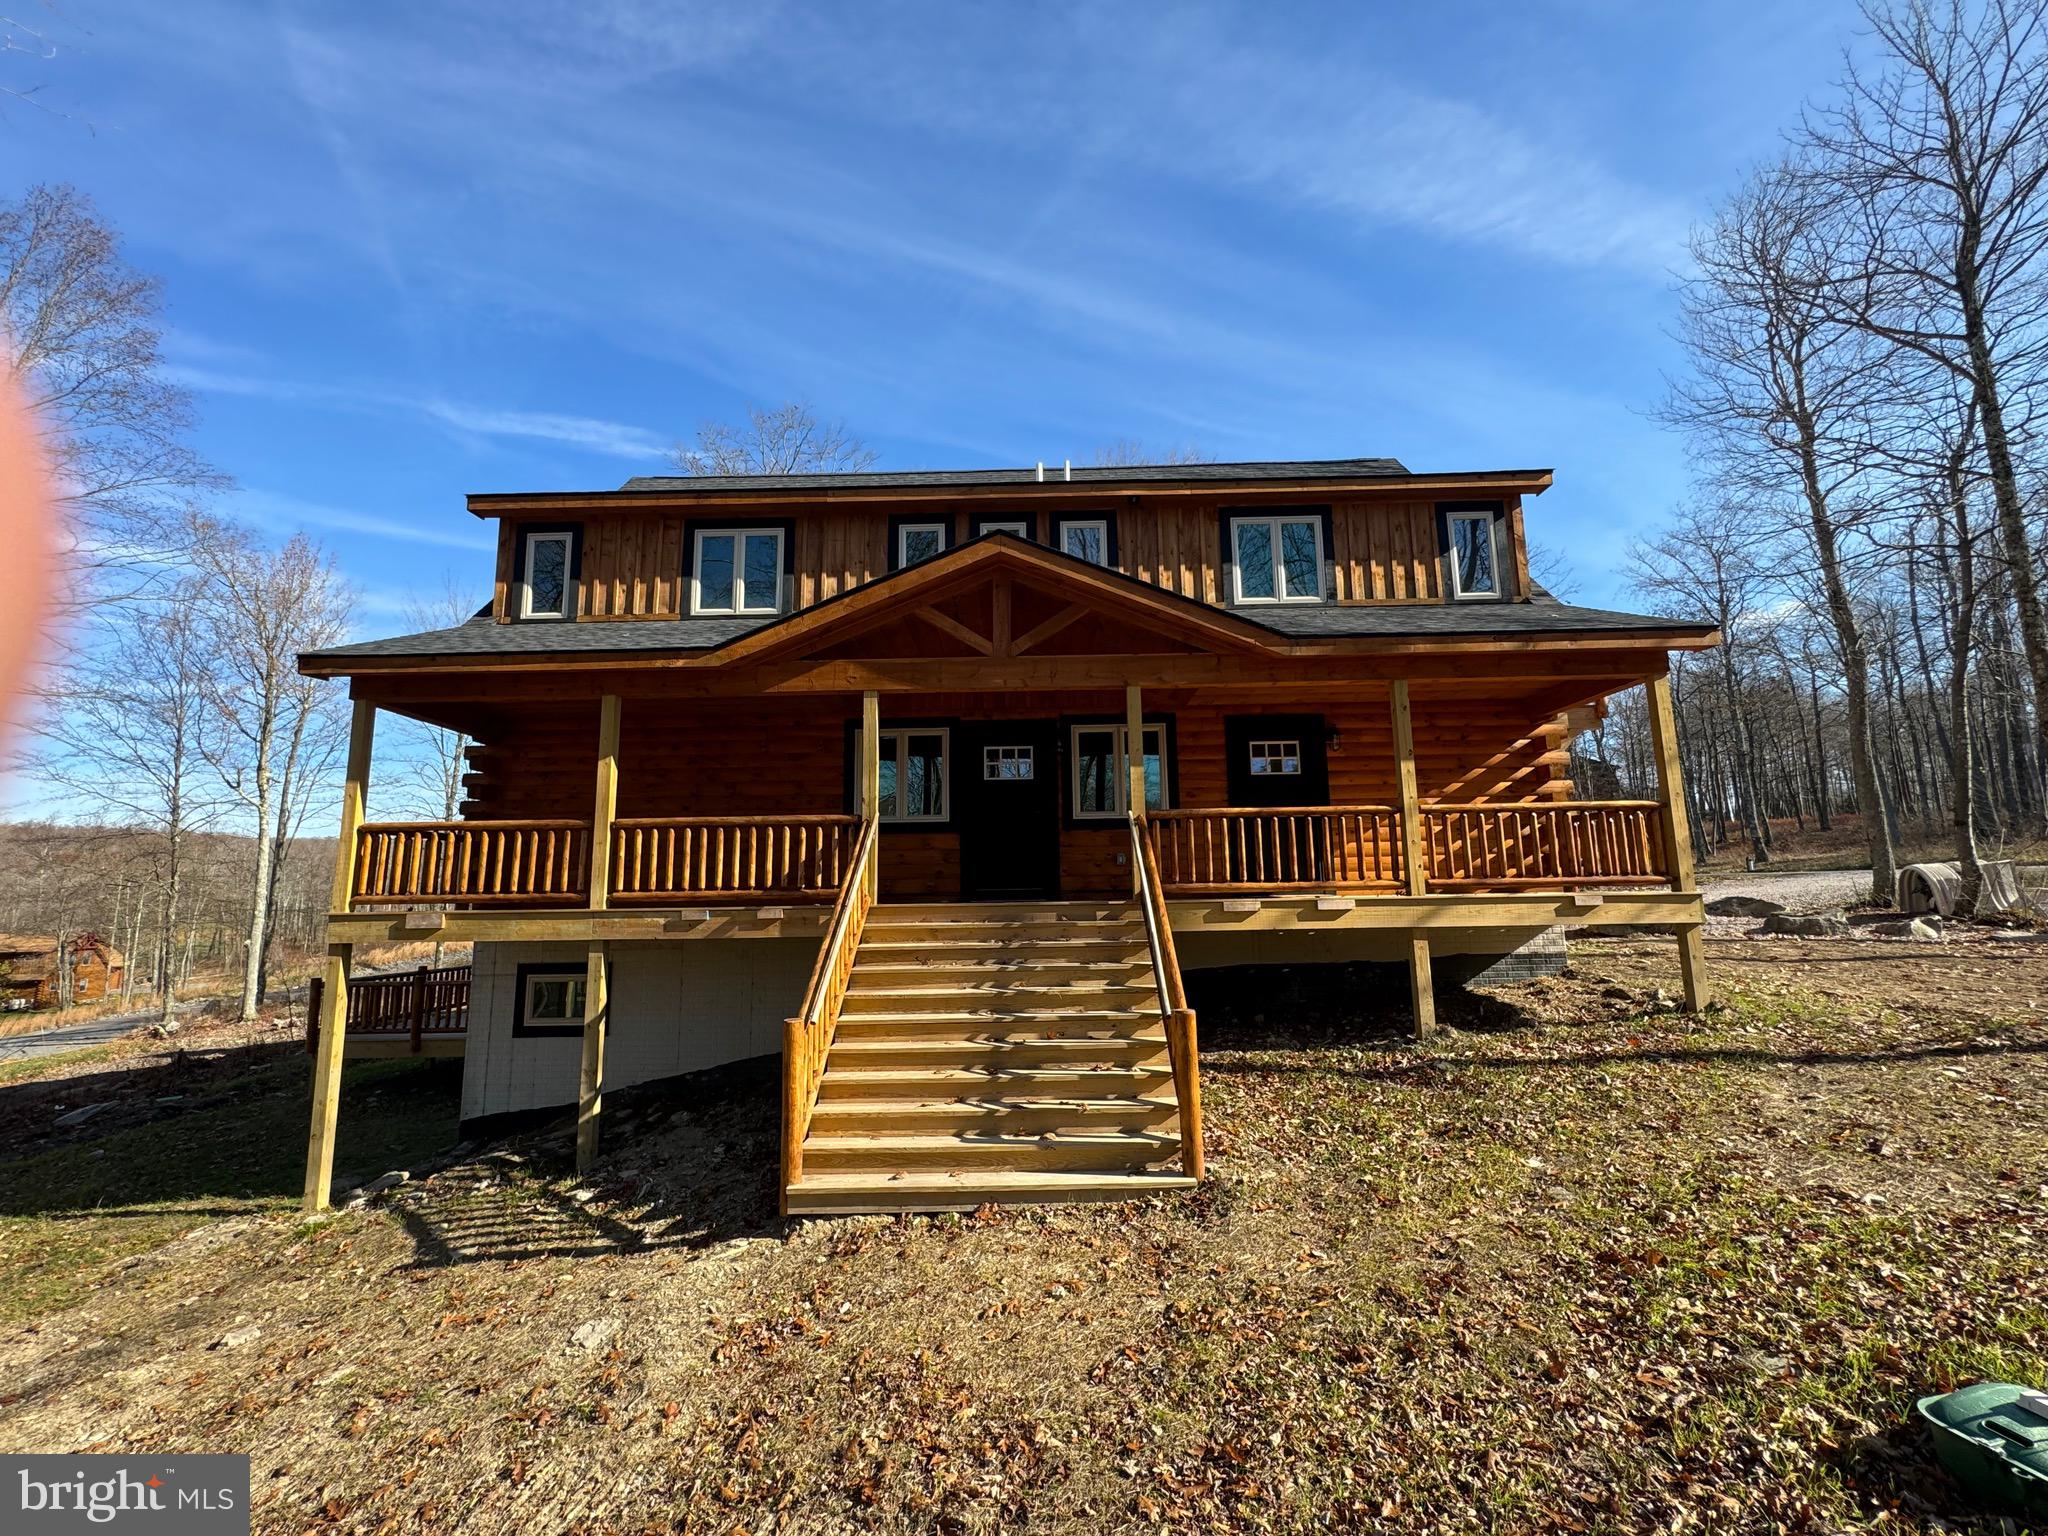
328,702 -> 377,914
576,943 -> 608,1173
912,605 -> 995,655
992,577 -> 1014,656
861,690 -> 880,899
1408,934 -> 1436,1039
1010,603 -> 1087,655
302,943 -> 352,1214
1646,671 -> 1710,1011
588,694 -> 622,911
1390,680 -> 1428,898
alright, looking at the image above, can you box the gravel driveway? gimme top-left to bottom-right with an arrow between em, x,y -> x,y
1698,868 -> 1876,915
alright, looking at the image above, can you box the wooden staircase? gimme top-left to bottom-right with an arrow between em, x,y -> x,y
783,901 -> 1199,1215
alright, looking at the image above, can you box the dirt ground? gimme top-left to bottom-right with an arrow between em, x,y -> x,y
0,934 -> 2042,1535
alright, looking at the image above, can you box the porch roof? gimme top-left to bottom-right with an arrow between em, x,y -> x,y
301,535 -> 1715,672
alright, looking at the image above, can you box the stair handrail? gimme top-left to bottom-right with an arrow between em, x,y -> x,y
781,814 -> 879,1208
1129,813 -> 1203,1179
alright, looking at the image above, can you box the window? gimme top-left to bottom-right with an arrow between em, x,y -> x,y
1070,724 -> 1167,819
692,527 -> 784,615
521,530 -> 573,619
1447,511 -> 1499,599
871,728 -> 949,822
983,744 -> 1035,781
896,522 -> 948,568
513,965 -> 589,1036
1230,514 -> 1324,603
1058,518 -> 1110,566
1249,739 -> 1302,776
975,517 -> 1030,540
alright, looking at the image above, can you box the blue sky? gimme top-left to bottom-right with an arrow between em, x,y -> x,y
17,0 -> 1864,624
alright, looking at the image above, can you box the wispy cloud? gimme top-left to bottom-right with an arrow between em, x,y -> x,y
228,488 -> 494,551
164,363 -> 669,460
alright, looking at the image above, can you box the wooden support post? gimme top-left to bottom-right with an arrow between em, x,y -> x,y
1167,1008 -> 1203,1179
576,943 -> 608,1174
302,943 -> 351,1213
1646,671 -> 1711,1011
1126,683 -> 1145,896
781,1014 -> 805,1210
1407,934 -> 1436,1040
409,964 -> 428,1055
589,694 -> 622,911
1390,681 -> 1427,897
860,691 -> 881,900
329,701 -> 377,915
305,975 -> 323,1056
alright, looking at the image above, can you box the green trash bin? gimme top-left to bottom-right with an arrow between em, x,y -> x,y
1917,1383 -> 2048,1517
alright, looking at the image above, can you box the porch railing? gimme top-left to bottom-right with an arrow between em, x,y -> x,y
306,963 -> 471,1055
352,820 -> 591,907
1420,801 -> 1667,889
1132,815 -> 1203,1180
1153,801 -> 1670,894
611,814 -> 859,903
780,816 -> 879,1207
1150,806 -> 1403,892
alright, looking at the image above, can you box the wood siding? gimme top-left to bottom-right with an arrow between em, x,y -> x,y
491,497 -> 1506,620
459,687 -> 1568,900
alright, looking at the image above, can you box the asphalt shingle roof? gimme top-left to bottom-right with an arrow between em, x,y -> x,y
608,457 -> 1417,495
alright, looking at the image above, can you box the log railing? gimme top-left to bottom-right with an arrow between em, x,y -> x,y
1151,802 -> 1670,894
1420,801 -> 1668,889
305,963 -> 471,1055
610,814 -> 859,904
351,821 -> 590,908
780,816 -> 879,1207
1131,815 -> 1203,1180
1150,806 -> 1403,893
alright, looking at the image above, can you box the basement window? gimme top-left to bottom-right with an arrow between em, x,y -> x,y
1071,724 -> 1167,819
693,528 -> 784,615
520,530 -> 573,619
513,965 -> 588,1037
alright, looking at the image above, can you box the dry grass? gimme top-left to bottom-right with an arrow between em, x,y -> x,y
0,937 -> 2042,1533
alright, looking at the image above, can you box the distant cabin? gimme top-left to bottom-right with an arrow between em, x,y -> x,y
0,934 -> 125,1010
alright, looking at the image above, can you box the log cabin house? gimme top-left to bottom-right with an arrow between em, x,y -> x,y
0,933 -> 124,1011
297,457 -> 1718,1216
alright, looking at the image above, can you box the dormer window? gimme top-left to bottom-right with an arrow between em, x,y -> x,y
1229,513 -> 1325,603
1056,516 -> 1111,565
692,527 -> 784,615
519,529 -> 574,620
895,521 -> 948,569
1446,509 -> 1500,599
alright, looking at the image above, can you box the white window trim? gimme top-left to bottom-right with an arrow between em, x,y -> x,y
896,522 -> 949,569
523,971 -> 586,1025
873,726 -> 950,823
691,527 -> 785,616
1446,511 -> 1502,601
520,530 -> 573,619
1057,517 -> 1111,566
1229,514 -> 1325,604
1249,739 -> 1303,776
1069,723 -> 1169,820
977,519 -> 1030,540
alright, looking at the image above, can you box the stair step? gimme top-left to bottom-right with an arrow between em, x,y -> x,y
837,1006 -> 1160,1027
852,959 -> 1151,980
842,982 -> 1157,1011
808,1096 -> 1178,1134
860,938 -> 1149,957
817,1064 -> 1174,1099
864,919 -> 1140,936
800,1129 -> 1181,1173
784,1168 -> 1197,1215
872,904 -> 1136,921
827,1036 -> 1169,1069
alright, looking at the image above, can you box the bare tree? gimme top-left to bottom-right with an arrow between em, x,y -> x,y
188,515 -> 352,1019
1667,163 -> 1903,899
671,401 -> 876,476
1802,0 -> 2048,801
0,186 -> 222,611
39,587 -> 218,1023
1089,440 -> 1216,467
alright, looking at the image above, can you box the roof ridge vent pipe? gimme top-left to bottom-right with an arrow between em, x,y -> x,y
1036,461 -> 1044,482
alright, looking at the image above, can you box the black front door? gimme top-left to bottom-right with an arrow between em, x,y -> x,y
1224,715 -> 1330,882
959,721 -> 1060,899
